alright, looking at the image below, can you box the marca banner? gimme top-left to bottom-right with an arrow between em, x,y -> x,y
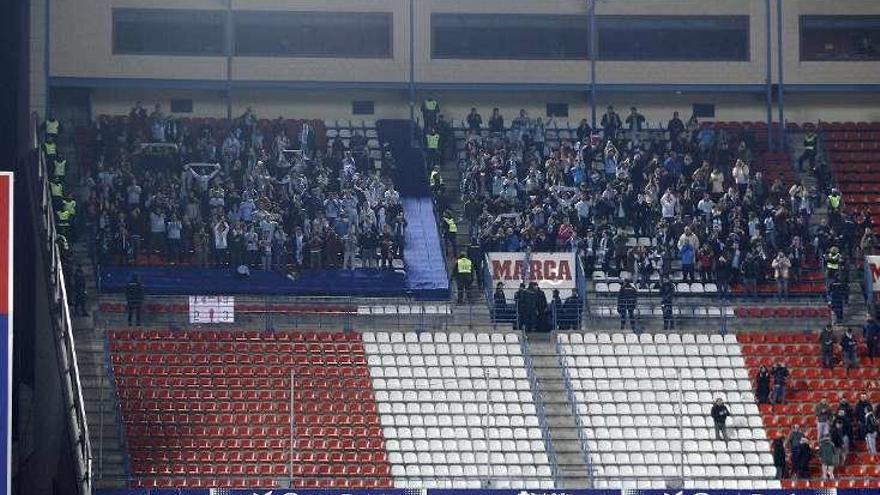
0,174 -> 11,495
488,252 -> 577,291
188,295 -> 235,324
865,255 -> 880,293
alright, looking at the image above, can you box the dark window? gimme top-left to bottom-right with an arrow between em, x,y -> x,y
170,99 -> 193,113
546,103 -> 569,118
352,101 -> 375,115
431,14 -> 589,60
692,103 -> 715,119
800,16 -> 880,61
234,11 -> 392,58
113,9 -> 225,56
597,16 -> 749,61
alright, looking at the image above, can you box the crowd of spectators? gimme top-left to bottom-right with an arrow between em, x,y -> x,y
74,103 -> 407,274
450,105 -> 873,302
770,394 -> 879,481
759,322 -> 880,480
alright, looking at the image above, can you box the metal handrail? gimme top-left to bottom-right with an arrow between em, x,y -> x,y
555,341 -> 596,487
30,111 -> 94,495
519,334 -> 560,487
102,336 -> 132,482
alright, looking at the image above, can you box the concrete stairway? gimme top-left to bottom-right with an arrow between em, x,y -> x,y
525,338 -> 593,488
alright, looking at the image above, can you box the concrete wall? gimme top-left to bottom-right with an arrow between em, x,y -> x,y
48,0 -> 880,86
50,0 -> 880,123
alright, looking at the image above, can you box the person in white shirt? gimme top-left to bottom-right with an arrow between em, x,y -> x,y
732,159 -> 750,195
660,189 -> 678,220
213,219 -> 230,266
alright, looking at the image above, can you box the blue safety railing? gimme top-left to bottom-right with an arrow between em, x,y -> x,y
555,339 -> 596,487
519,334 -> 560,487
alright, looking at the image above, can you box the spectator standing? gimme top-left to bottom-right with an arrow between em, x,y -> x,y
793,437 -> 813,480
660,276 -> 675,330
816,398 -> 832,439
829,276 -> 847,323
772,362 -> 789,404
820,325 -> 836,368
771,251 -> 791,299
798,127 -> 818,172
420,96 -> 439,129
466,108 -> 482,135
855,393 -> 873,442
711,397 -> 730,441
125,275 -> 144,327
788,423 -> 804,460
488,108 -> 504,134
865,408 -> 878,456
771,436 -> 786,480
617,280 -> 638,330
819,434 -> 836,480
600,106 -> 622,140
72,265 -> 88,317
667,111 -> 684,144
841,327 -> 858,369
493,282 -> 508,321
756,365 -> 771,404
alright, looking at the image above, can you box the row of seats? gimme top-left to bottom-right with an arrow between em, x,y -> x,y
100,302 -> 357,315
112,340 -> 364,354
594,282 -> 719,294
110,329 -> 361,342
559,332 -> 777,488
133,478 -> 390,489
738,331 -> 879,488
734,307 -> 830,318
127,436 -> 383,452
363,331 -> 554,488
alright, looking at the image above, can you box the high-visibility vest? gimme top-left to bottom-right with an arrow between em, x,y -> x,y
63,199 -> 77,216
45,120 -> 59,135
456,257 -> 472,274
804,133 -> 817,151
56,208 -> 73,226
424,99 -> 438,111
43,142 -> 56,156
444,217 -> 457,234
826,252 -> 840,270
426,134 -> 440,149
53,159 -> 66,178
430,170 -> 443,186
829,195 -> 841,210
50,181 -> 64,198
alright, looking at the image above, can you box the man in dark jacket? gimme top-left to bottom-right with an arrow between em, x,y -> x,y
864,315 -> 880,361
771,362 -> 789,404
841,328 -> 858,369
617,280 -> 638,330
514,283 -> 528,330
711,398 -> 730,441
855,393 -> 873,440
793,437 -> 813,479
820,325 -> 835,368
659,277 -> 675,330
771,436 -> 786,480
125,274 -> 145,326
828,276 -> 847,323
561,289 -> 582,331
72,265 -> 88,317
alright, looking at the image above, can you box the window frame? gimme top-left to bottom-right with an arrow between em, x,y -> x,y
596,15 -> 751,62
799,15 -> 880,62
430,13 -> 591,61
232,10 -> 394,59
112,8 -> 227,57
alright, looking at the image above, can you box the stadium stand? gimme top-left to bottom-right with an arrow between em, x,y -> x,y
740,331 -> 880,489
109,329 -> 391,489
822,121 -> 880,228
558,332 -> 779,490
444,113 -> 842,304
365,331 -> 554,488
